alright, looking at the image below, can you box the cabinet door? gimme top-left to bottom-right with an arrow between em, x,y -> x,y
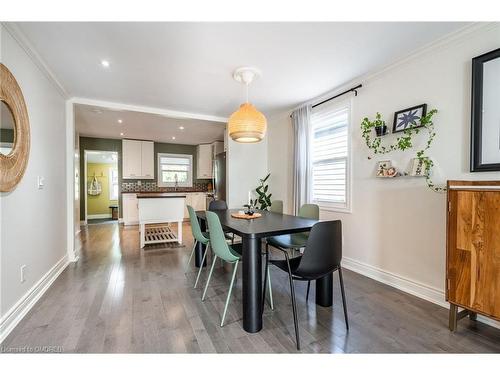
123,194 -> 139,225
122,140 -> 142,179
447,190 -> 500,317
141,141 -> 154,179
197,144 -> 213,179
184,194 -> 193,219
192,193 -> 206,211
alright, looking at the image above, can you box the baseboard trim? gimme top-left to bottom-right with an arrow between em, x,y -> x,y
342,256 -> 500,330
0,255 -> 69,343
87,214 -> 111,219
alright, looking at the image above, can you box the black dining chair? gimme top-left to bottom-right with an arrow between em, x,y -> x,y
262,220 -> 349,350
208,199 -> 235,243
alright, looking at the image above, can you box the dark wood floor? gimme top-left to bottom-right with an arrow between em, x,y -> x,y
3,222 -> 500,353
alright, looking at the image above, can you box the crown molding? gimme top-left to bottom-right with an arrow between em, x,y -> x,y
291,22 -> 497,113
1,22 -> 69,99
70,97 -> 228,123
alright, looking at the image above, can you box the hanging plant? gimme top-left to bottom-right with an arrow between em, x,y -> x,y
360,109 -> 446,193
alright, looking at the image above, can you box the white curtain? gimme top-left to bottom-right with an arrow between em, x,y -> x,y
291,105 -> 311,215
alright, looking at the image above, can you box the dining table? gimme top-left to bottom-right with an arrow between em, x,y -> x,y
195,209 -> 334,333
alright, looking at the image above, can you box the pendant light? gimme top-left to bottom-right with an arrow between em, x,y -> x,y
228,67 -> 267,143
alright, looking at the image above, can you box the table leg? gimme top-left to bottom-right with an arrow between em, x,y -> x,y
195,217 -> 207,268
242,237 -> 262,333
177,221 -> 183,244
316,273 -> 333,307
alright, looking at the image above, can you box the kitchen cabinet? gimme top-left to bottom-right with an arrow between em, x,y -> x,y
183,192 -> 207,219
123,193 -> 139,225
122,139 -> 154,179
197,144 -> 213,179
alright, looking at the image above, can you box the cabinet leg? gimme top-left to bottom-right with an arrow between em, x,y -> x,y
449,303 -> 458,331
468,311 -> 477,321
177,221 -> 183,244
140,223 -> 145,248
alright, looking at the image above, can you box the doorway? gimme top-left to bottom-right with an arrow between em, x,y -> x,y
84,150 -> 119,225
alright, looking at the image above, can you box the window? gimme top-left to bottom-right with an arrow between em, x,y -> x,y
157,153 -> 193,187
309,101 -> 350,212
109,167 -> 119,200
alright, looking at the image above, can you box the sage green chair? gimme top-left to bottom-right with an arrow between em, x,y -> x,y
202,211 -> 274,326
269,200 -> 283,214
186,205 -> 213,289
266,203 -> 319,250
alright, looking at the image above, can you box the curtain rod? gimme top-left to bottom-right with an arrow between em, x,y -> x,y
290,84 -> 362,118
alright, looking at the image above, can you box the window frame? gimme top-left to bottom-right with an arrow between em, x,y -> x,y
157,153 -> 193,188
308,98 -> 352,214
108,167 -> 119,201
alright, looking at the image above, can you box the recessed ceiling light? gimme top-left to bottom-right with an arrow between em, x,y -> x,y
179,126 -> 185,130
172,136 -> 176,140
118,119 -> 123,124
101,60 -> 110,68
120,132 -> 124,136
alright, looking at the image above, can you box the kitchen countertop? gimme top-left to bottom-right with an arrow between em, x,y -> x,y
122,190 -> 208,194
136,193 -> 187,199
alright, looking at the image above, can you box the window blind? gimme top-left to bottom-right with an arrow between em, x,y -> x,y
310,105 -> 349,210
157,153 -> 193,187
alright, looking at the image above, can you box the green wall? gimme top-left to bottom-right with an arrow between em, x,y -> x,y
79,136 -> 211,220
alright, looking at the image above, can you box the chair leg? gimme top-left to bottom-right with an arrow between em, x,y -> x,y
185,240 -> 197,272
262,244 -> 269,313
338,267 -> 349,330
221,260 -> 239,327
284,252 -> 300,350
306,281 -> 311,302
194,243 -> 210,288
202,255 -> 218,301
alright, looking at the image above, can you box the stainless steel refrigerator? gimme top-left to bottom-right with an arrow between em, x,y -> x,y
213,152 -> 226,201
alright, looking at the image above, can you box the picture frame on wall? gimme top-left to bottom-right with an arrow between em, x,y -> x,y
470,47 -> 500,172
392,104 -> 427,133
409,157 -> 429,177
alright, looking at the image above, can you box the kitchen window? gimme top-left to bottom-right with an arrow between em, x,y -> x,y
109,167 -> 119,200
157,153 -> 193,187
309,100 -> 351,212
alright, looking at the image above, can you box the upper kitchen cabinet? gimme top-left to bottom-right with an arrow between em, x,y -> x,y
196,143 -> 213,179
196,141 -> 224,179
122,139 -> 154,179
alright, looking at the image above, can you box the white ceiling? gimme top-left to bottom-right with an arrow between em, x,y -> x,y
15,22 -> 469,118
86,150 -> 118,164
75,104 -> 225,144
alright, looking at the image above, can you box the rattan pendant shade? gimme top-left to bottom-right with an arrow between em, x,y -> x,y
228,103 -> 267,143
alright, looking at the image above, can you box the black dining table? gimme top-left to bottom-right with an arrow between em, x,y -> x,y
195,209 -> 334,333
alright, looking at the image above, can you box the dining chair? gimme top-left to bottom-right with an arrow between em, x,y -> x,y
186,205 -> 213,288
263,220 -> 348,350
266,203 -> 319,253
202,211 -> 274,326
208,199 -> 235,244
269,200 -> 283,214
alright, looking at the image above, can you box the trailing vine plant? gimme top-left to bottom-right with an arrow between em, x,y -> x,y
360,109 -> 446,193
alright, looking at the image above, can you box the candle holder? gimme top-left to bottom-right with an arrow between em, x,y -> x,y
243,204 -> 255,216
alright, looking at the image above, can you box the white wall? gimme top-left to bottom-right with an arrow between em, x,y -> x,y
267,24 -> 500,301
227,134 -> 269,208
0,26 -> 67,329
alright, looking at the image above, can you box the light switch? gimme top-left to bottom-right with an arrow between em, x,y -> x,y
37,176 -> 45,189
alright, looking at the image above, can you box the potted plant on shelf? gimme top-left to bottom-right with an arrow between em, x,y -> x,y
361,112 -> 387,137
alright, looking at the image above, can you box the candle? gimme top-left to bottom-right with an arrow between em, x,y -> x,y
248,191 -> 251,205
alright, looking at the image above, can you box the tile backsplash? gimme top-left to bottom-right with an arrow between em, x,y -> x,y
121,180 -> 209,193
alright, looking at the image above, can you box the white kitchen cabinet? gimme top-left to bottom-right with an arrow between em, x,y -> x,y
212,141 -> 224,156
196,144 -> 213,179
183,192 -> 207,219
122,193 -> 139,225
122,139 -> 154,179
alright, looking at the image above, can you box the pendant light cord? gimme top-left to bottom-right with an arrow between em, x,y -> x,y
246,83 -> 249,103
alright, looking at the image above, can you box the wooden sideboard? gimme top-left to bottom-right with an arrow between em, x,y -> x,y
446,180 -> 500,330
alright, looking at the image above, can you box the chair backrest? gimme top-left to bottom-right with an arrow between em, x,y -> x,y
298,204 -> 319,220
208,199 -> 228,211
269,200 -> 283,214
187,205 -> 209,244
205,211 -> 240,262
294,220 -> 342,279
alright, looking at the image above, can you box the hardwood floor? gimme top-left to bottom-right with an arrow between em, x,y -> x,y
3,222 -> 500,353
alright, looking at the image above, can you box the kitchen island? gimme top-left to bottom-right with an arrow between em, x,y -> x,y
137,193 -> 186,248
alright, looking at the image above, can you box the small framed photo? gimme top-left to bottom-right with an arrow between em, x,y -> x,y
376,160 -> 397,177
393,104 -> 427,133
409,157 -> 429,176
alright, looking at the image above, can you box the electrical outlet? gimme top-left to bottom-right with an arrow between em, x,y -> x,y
20,265 -> 26,283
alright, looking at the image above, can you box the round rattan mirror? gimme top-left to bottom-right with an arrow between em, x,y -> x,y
0,63 -> 30,192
